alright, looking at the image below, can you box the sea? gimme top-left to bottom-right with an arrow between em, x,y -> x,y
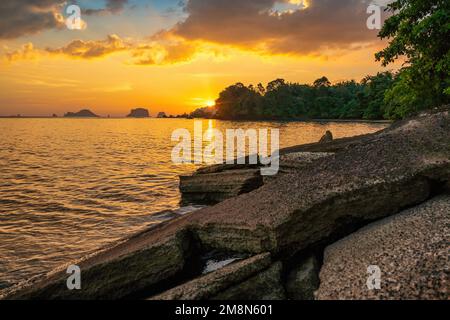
0,118 -> 387,285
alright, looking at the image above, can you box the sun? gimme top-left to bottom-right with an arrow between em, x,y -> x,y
206,100 -> 216,107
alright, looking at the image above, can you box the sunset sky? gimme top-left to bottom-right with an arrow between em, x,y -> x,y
0,0 -> 399,117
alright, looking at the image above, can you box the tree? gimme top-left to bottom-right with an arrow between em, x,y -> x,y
313,76 -> 331,88
361,72 -> 394,119
215,83 -> 263,119
375,0 -> 450,117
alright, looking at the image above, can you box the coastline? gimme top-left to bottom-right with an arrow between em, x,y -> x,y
0,116 -> 392,124
1,108 -> 448,300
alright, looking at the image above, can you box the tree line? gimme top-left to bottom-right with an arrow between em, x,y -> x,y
211,73 -> 394,120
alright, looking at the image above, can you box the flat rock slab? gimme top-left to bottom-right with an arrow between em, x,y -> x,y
316,195 -> 449,300
180,169 -> 263,204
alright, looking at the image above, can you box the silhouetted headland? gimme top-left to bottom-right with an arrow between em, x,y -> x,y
127,108 -> 150,118
64,109 -> 99,118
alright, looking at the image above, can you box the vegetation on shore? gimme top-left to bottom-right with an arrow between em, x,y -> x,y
192,0 -> 449,121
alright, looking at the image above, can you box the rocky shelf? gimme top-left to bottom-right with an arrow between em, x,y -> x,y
1,108 -> 449,300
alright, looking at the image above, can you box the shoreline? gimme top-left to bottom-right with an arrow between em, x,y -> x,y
0,116 -> 392,124
1,109 -> 448,300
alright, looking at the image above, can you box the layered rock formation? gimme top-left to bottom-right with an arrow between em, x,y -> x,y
180,169 -> 264,204
1,109 -> 448,300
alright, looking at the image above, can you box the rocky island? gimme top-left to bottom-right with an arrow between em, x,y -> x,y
127,108 -> 150,118
64,109 -> 99,118
1,107 -> 448,300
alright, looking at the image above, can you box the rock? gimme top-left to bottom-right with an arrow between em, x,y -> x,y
185,110 -> 449,254
180,169 -> 263,204
278,152 -> 333,173
127,108 -> 150,118
182,153 -> 332,204
150,253 -> 272,300
319,130 -> 333,143
286,255 -> 320,300
1,230 -> 193,300
64,109 -> 99,118
316,195 -> 450,300
157,112 -> 168,118
193,132 -> 381,175
211,262 -> 285,300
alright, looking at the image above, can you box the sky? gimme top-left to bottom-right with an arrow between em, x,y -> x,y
0,0 -> 399,117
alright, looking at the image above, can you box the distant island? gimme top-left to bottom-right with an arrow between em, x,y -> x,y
64,109 -> 99,118
127,108 -> 150,118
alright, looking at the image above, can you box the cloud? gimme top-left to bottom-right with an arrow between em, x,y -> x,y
0,0 -> 130,39
172,0 -> 381,55
2,0 -> 387,65
83,0 -> 129,15
4,43 -> 39,62
0,0 -> 66,39
3,33 -> 197,65
45,34 -> 130,58
130,32 -> 201,65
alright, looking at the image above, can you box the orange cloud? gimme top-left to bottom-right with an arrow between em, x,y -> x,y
45,34 -> 130,59
2,0 -> 388,66
4,43 -> 39,62
171,0 -> 383,55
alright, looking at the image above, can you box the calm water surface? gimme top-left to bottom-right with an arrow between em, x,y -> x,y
0,118 -> 387,284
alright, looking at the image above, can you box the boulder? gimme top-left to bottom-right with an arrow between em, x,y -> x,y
150,253 -> 272,300
319,130 -> 333,143
316,195 -> 449,300
180,169 -> 263,204
286,255 -> 320,300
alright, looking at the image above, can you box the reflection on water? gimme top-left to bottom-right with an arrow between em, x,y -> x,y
0,118 -> 387,284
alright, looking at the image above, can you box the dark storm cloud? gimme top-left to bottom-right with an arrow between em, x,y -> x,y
0,0 -> 130,39
173,0 -> 378,54
0,0 -> 66,39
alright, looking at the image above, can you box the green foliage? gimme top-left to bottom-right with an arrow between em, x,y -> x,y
375,0 -> 450,117
214,73 -> 394,120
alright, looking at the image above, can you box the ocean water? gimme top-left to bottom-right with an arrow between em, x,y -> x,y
0,118 -> 387,285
